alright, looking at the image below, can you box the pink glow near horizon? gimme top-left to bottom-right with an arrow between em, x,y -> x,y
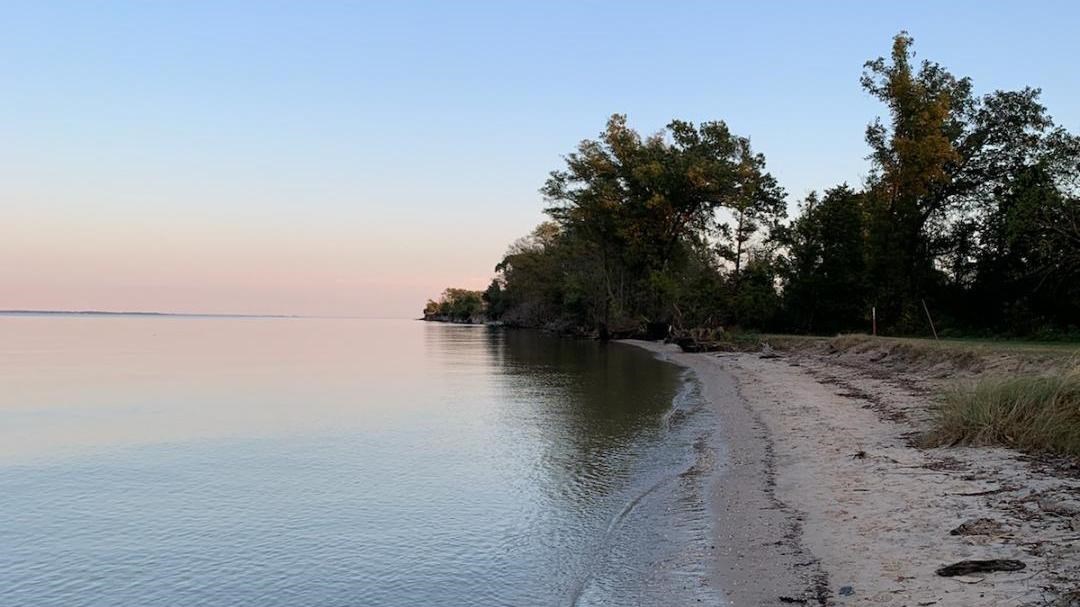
5,2 -> 1079,318
3,210 -> 515,317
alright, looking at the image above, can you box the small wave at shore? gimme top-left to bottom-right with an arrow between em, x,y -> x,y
566,370 -> 726,607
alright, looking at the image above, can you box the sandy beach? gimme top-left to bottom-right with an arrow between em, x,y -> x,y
625,340 -> 1080,606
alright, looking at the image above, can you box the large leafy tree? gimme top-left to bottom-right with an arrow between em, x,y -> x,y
540,114 -> 783,335
861,32 -> 1078,333
860,32 -> 968,330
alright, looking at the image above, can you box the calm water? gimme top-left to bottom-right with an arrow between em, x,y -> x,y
0,317 -> 723,606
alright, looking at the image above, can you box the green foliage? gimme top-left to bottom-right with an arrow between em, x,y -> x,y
424,32 -> 1079,341
729,253 -> 781,330
779,185 -> 869,333
422,288 -> 486,322
860,32 -> 1079,335
517,114 -> 784,335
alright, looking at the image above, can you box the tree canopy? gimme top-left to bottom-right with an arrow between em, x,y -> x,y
427,32 -> 1080,340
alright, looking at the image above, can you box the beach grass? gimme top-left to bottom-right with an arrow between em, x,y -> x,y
924,365 -> 1080,456
770,333 -> 1080,354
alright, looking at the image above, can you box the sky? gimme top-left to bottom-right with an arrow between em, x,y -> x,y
3,1 -> 1078,317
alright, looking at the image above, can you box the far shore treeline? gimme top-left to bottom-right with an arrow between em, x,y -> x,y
425,33 -> 1080,340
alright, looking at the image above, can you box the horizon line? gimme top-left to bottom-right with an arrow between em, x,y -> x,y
0,309 -> 415,320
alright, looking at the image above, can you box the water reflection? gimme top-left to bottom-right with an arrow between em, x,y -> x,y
0,317 -> 720,606
487,327 -> 681,493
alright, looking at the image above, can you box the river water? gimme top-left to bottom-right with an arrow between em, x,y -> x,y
0,316 -> 724,606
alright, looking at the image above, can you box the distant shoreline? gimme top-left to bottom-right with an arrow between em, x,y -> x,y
419,315 -> 498,326
0,310 -> 300,319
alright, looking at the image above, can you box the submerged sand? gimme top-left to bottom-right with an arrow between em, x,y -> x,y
624,340 -> 1080,606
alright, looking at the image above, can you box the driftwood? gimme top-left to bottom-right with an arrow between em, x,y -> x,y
669,326 -> 732,352
935,559 -> 1025,577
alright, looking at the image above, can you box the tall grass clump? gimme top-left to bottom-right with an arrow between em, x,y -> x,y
925,365 -> 1080,456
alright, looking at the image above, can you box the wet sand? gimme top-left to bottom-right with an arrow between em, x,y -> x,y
625,341 -> 827,604
625,340 -> 1080,606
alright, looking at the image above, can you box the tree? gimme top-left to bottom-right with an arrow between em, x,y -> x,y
426,32 -> 1080,340
731,250 -> 782,330
491,222 -> 570,327
780,185 -> 869,333
860,32 -> 968,331
540,114 -> 783,335
860,31 -> 1077,333
421,288 -> 486,323
715,138 -> 787,284
966,148 -> 1080,334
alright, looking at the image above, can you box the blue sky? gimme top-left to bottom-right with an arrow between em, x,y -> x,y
2,1 -> 1078,316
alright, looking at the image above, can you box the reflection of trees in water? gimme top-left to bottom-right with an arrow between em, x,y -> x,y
416,324 -> 693,600
483,328 -> 683,502
494,329 -> 678,423
420,322 -> 499,371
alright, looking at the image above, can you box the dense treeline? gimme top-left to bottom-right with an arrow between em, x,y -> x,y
430,33 -> 1080,339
